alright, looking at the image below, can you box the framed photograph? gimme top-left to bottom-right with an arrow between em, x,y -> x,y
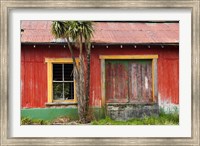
1,0 -> 199,145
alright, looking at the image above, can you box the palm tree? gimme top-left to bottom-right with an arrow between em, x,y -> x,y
51,21 -> 94,123
51,21 -> 79,72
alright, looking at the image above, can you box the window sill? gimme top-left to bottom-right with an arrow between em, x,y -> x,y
45,102 -> 78,107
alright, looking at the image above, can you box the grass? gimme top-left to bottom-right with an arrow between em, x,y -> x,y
21,116 -> 78,125
91,112 -> 179,125
21,111 -> 179,125
21,117 -> 51,125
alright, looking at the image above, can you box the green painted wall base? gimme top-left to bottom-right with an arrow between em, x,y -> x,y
21,107 -> 105,121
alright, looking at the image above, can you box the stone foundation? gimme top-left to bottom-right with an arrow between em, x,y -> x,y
106,103 -> 159,121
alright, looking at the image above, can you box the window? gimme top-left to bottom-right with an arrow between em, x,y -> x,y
53,64 -> 74,100
100,55 -> 158,106
45,58 -> 79,103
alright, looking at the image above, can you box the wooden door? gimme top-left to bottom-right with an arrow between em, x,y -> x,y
105,59 -> 152,103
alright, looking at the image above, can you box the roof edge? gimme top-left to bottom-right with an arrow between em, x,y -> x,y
21,42 -> 179,46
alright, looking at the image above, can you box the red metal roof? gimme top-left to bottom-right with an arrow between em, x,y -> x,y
21,21 -> 179,44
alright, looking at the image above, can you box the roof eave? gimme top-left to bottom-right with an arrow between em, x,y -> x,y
21,42 -> 179,46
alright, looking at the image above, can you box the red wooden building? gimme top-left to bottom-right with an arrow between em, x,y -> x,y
21,21 -> 179,119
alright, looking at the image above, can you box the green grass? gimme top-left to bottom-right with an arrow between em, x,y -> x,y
21,111 -> 179,125
91,112 -> 179,125
21,116 -> 74,125
21,117 -> 51,125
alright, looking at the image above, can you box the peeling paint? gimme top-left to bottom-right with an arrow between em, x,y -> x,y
145,76 -> 148,89
158,93 -> 179,113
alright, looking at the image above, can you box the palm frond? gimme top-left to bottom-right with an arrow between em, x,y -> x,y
67,21 -> 94,43
51,20 -> 94,45
51,21 -> 68,39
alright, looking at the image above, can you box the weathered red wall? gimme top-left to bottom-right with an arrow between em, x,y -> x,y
21,44 -> 179,108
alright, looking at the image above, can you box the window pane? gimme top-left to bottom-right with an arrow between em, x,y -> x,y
53,64 -> 63,81
64,82 -> 74,100
52,63 -> 75,101
53,82 -> 63,100
64,64 -> 73,81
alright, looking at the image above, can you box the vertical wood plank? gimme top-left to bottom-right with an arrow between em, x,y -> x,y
148,62 -> 152,100
153,59 -> 158,102
137,64 -> 142,99
101,59 -> 105,106
133,63 -> 137,100
21,61 -> 25,107
141,63 -> 146,101
116,63 -> 128,102
129,63 -> 138,102
105,62 -> 112,102
128,63 -> 131,102
152,59 -> 155,102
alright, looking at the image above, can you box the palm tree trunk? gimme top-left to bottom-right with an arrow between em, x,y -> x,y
78,34 -> 86,123
65,37 -> 81,123
85,42 -> 91,118
65,38 -> 79,74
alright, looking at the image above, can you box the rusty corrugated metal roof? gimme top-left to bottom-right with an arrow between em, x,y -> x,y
21,21 -> 179,44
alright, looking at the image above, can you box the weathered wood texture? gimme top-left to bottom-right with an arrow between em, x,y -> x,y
21,44 -> 179,108
105,60 -> 152,103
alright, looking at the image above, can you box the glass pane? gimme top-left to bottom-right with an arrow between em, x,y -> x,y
64,64 -> 73,81
53,82 -> 63,100
53,64 -> 63,81
64,82 -> 74,100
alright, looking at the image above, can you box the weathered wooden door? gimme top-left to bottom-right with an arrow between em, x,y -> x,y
105,59 -> 152,103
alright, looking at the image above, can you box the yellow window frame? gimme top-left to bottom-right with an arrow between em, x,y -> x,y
99,55 -> 158,106
45,58 -> 79,103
